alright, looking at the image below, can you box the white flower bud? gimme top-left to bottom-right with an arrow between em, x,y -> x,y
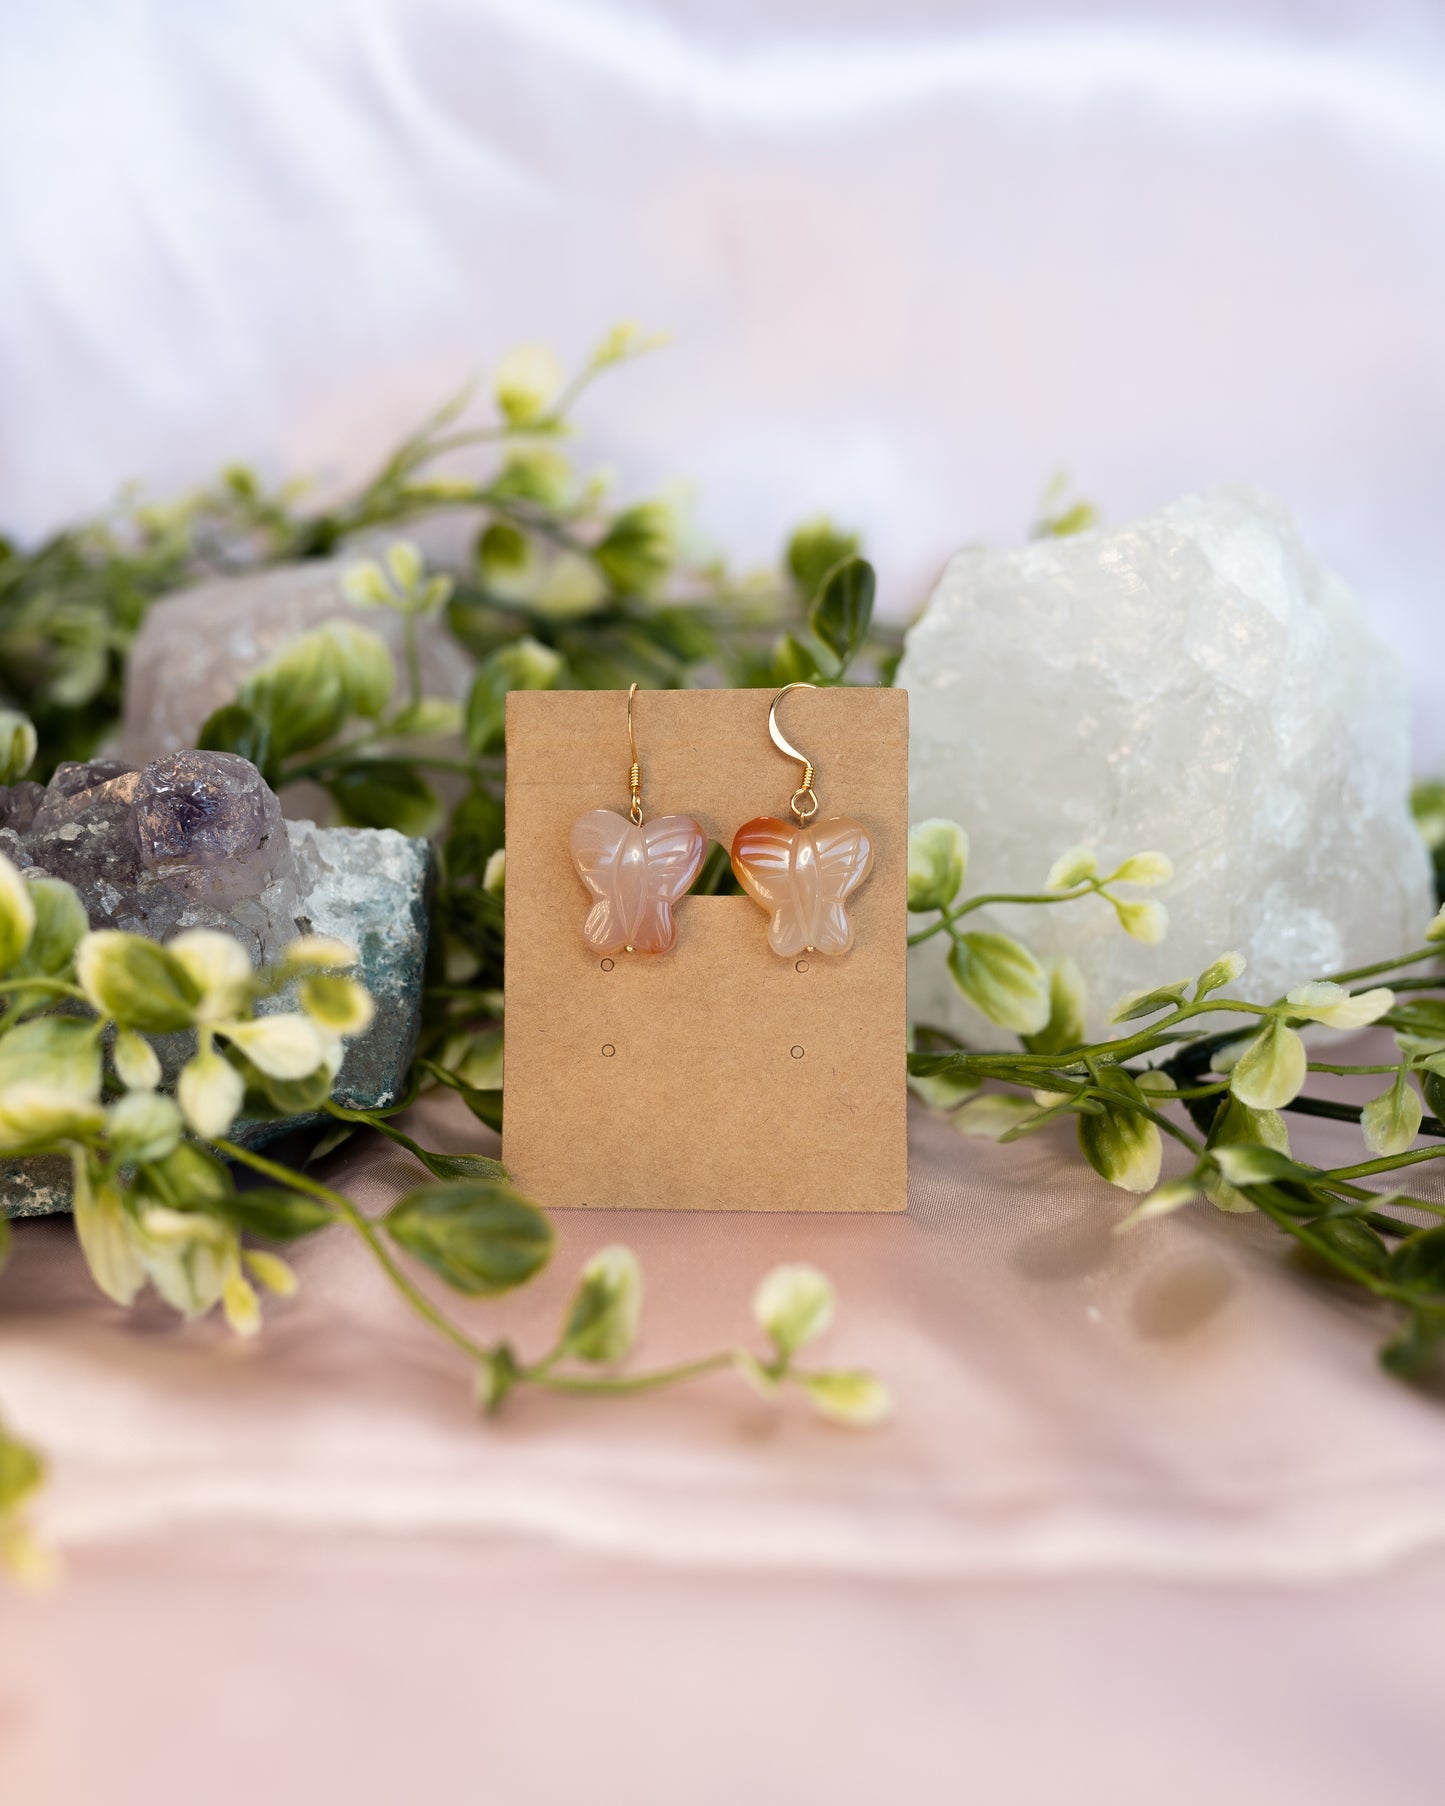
1113,899 -> 1169,944
1045,846 -> 1096,890
494,343 -> 563,425
906,819 -> 969,913
754,1264 -> 834,1358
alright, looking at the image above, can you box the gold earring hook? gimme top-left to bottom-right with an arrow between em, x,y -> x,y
626,682 -> 643,825
769,682 -> 819,824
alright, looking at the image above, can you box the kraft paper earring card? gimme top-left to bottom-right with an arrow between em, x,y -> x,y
504,686 -> 908,1212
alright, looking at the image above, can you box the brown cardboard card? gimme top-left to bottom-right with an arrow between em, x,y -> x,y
503,686 -> 908,1212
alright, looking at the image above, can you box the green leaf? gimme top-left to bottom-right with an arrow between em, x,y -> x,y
953,1092 -> 1048,1139
414,1151 -> 509,1183
444,785 -> 506,880
476,521 -> 532,587
0,709 -> 37,784
1077,1069 -> 1163,1194
464,637 -> 565,756
197,702 -> 274,779
753,1263 -> 834,1358
133,1141 -> 234,1213
1210,1144 -> 1312,1187
1381,1306 -> 1445,1381
1109,981 -> 1190,1024
560,1244 -> 643,1363
14,877 -> 88,977
1204,1096 -> 1291,1213
492,447 -> 573,509
0,1015 -> 101,1099
74,931 -> 200,1032
0,1086 -> 106,1154
1228,1020 -> 1307,1110
71,1162 -> 145,1304
384,539 -> 424,596
389,697 -> 463,738
645,606 -> 717,667
1387,1226 -> 1445,1295
906,819 -> 968,913
808,555 -> 875,675
1113,1177 -> 1200,1232
240,622 -> 393,759
786,518 -> 860,603
1306,1217 -> 1390,1277
1362,1074 -> 1423,1157
385,1180 -> 553,1296
1023,957 -> 1088,1056
0,1422 -> 44,1513
769,633 -> 821,686
326,760 -> 440,836
946,932 -> 1049,1036
594,502 -> 675,597
798,1370 -> 893,1426
105,1092 -> 183,1165
298,974 -> 374,1036
216,1187 -> 336,1241
0,855 -> 36,973
420,1058 -> 504,1131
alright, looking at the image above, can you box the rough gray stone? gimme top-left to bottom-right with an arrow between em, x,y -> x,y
2,817 -> 431,1218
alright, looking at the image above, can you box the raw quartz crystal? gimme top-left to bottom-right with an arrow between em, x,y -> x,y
898,486 -> 1434,1043
118,558 -> 469,764
1,750 -> 301,964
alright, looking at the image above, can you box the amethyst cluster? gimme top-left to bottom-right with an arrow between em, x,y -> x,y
0,749 -> 302,961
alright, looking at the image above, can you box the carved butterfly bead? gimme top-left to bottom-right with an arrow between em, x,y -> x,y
570,809 -> 706,954
730,815 -> 874,957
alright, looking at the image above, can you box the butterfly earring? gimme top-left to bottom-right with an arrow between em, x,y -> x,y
570,684 -> 706,955
731,683 -> 874,957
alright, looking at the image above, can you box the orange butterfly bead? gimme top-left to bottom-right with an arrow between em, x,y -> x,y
571,809 -> 706,954
730,815 -> 874,957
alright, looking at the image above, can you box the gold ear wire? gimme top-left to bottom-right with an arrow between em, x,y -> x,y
626,682 -> 644,825
769,682 -> 820,823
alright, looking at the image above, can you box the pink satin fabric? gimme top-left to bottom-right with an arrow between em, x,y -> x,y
4,1094 -> 1445,1800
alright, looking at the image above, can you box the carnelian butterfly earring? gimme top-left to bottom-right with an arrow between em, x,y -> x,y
570,684 -> 706,955
731,683 -> 874,957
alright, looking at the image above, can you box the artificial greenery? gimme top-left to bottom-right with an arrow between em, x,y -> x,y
0,331 -> 898,1579
5,326 -> 1445,1581
904,823 -> 1445,1378
0,846 -> 889,1579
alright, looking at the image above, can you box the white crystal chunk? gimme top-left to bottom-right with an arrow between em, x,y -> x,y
898,486 -> 1433,1043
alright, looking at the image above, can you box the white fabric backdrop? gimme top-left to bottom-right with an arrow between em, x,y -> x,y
4,0 -> 1445,756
